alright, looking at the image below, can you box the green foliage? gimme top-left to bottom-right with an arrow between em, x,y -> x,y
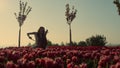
47,40 -> 59,46
65,42 -> 77,46
60,42 -> 65,46
52,43 -> 59,46
27,43 -> 35,47
86,35 -> 107,46
47,40 -> 52,46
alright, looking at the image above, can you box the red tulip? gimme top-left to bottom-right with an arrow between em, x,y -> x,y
47,51 -> 55,58
40,58 -> 46,67
83,53 -> 91,59
45,58 -> 54,68
97,65 -> 102,68
0,52 -> 5,56
53,61 -> 58,68
35,58 -> 41,65
2,46 -> 120,68
23,53 -> 29,59
17,58 -> 27,68
62,55 -> 67,60
74,65 -> 79,68
11,51 -> 21,62
110,65 -> 115,68
54,57 -> 64,68
55,57 -> 64,64
0,63 -> 4,68
6,61 -> 15,68
113,55 -> 120,63
79,63 -> 87,68
67,62 -> 74,68
101,49 -> 110,55
98,55 -> 111,67
72,56 -> 78,63
115,62 -> 120,68
26,60 -> 35,68
66,59 -> 71,64
0,56 -> 5,63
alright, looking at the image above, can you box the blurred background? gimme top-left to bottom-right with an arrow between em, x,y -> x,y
0,0 -> 120,47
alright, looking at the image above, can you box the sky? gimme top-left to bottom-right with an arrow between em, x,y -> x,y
0,0 -> 120,47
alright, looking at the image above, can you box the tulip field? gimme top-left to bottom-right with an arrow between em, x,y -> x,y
0,46 -> 120,68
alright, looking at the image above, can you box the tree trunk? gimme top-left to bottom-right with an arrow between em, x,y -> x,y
69,24 -> 72,45
18,27 -> 21,47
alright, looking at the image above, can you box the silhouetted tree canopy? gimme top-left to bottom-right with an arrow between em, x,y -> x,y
113,0 -> 120,15
72,41 -> 78,46
78,41 -> 87,46
86,35 -> 107,46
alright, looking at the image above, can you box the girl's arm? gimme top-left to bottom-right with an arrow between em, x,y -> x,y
45,30 -> 48,36
27,32 -> 37,41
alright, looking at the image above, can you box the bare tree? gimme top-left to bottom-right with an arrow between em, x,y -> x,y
14,0 -> 32,47
65,4 -> 77,45
113,0 -> 120,15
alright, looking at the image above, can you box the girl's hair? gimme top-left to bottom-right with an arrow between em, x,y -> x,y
38,26 -> 45,34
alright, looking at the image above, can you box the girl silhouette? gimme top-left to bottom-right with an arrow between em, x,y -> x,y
27,26 -> 48,49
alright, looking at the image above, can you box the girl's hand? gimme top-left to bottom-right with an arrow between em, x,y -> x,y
29,36 -> 35,41
29,36 -> 32,39
27,32 -> 36,41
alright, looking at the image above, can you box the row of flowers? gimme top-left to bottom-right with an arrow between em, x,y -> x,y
0,46 -> 120,68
